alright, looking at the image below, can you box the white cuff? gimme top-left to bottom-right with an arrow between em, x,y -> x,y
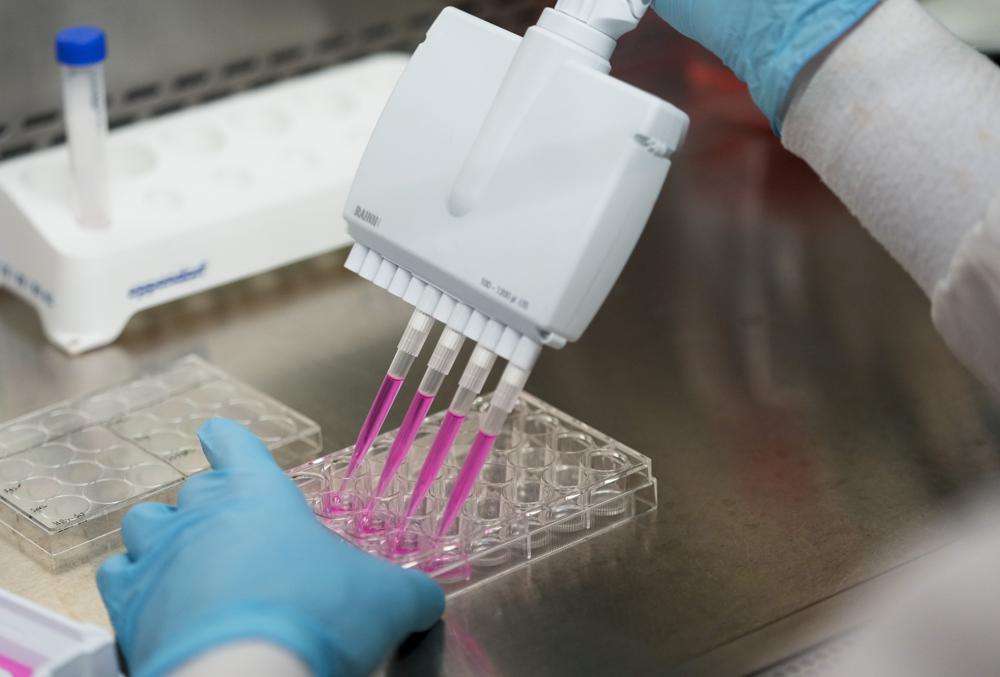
932,189 -> 1000,397
782,0 -> 1000,296
171,641 -> 312,677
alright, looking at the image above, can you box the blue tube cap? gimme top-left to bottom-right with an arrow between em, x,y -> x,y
56,26 -> 107,66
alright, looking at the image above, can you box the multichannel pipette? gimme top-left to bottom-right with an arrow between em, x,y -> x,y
338,0 -> 688,537
402,343 -> 497,523
344,308 -> 434,480
370,327 -> 466,499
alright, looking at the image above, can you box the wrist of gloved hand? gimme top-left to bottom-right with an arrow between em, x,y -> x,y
134,605 -> 350,677
172,641 -> 310,677
653,0 -> 882,132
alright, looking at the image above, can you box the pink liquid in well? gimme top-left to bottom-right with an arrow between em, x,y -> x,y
404,410 -> 465,522
319,491 -> 358,517
389,526 -> 429,557
436,431 -> 497,537
345,373 -> 404,479
353,509 -> 394,536
373,390 -> 436,498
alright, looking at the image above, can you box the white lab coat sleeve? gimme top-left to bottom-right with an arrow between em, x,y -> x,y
780,0 -> 1000,394
932,196 -> 1000,396
170,641 -> 312,677
830,500 -> 1000,677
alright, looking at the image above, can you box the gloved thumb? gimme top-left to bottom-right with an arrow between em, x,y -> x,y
197,418 -> 281,475
405,568 -> 446,632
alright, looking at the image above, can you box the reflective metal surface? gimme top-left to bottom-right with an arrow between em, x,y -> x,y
3,21 -> 1000,677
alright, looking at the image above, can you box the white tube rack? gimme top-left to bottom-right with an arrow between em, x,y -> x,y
0,54 -> 408,354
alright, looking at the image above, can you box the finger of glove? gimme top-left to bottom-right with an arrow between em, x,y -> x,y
369,559 -> 446,636
176,470 -> 231,509
198,418 -> 281,476
96,553 -> 135,627
400,568 -> 446,632
330,554 -> 445,669
121,502 -> 178,561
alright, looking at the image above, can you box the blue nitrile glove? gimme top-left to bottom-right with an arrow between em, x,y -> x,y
652,0 -> 881,131
97,418 -> 444,677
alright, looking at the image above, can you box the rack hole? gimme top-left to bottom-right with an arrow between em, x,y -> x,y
340,50 -> 366,64
317,33 -> 348,53
270,46 -> 304,66
248,76 -> 277,90
387,39 -> 418,52
223,58 -> 257,78
126,83 -> 161,103
110,114 -> 136,129
23,110 -> 59,130
201,89 -> 232,103
1,143 -> 35,159
174,70 -> 209,91
362,22 -> 393,41
296,63 -> 323,76
152,101 -> 184,117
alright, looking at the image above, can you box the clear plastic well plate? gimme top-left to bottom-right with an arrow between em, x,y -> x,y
290,392 -> 657,596
0,355 -> 321,569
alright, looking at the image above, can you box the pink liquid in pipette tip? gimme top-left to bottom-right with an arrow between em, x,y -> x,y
345,373 -> 405,479
373,390 -> 436,497
0,653 -> 33,677
404,410 -> 466,521
436,431 -> 497,537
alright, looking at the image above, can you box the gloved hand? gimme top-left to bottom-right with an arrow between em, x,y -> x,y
652,0 -> 881,130
97,418 -> 444,677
